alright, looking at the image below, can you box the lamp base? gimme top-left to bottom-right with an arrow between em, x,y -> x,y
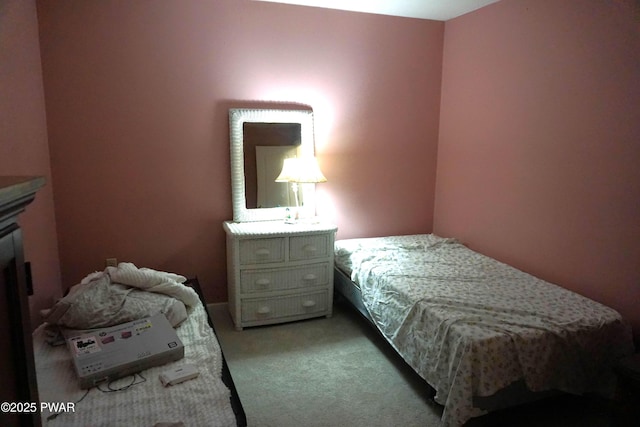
284,207 -> 299,224
283,216 -> 322,225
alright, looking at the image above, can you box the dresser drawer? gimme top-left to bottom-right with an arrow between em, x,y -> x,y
241,291 -> 328,322
239,237 -> 285,265
289,234 -> 330,261
240,263 -> 329,293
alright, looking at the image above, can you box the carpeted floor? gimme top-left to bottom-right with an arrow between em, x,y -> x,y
209,299 -> 621,427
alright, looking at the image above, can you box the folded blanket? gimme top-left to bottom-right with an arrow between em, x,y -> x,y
107,262 -> 199,307
43,263 -> 200,329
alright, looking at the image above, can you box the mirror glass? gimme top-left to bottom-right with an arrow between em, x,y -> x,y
243,122 -> 301,209
229,108 -> 316,222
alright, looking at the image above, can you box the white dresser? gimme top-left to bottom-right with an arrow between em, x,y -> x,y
223,220 -> 338,330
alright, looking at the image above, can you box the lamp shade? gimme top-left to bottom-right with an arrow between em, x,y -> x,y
275,157 -> 327,183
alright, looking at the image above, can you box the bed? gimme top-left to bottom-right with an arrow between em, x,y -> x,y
33,264 -> 247,427
334,234 -> 634,427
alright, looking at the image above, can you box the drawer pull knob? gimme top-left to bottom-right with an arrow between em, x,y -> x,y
302,300 -> 316,308
303,274 -> 317,281
302,245 -> 317,254
257,306 -> 271,315
256,278 -> 271,287
255,248 -> 270,257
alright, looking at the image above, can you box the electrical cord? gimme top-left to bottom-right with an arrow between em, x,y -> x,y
97,372 -> 147,392
46,373 -> 147,421
46,388 -> 91,421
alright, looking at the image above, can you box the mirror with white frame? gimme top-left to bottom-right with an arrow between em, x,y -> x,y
229,108 -> 317,222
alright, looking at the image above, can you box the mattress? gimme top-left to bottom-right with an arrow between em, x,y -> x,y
335,234 -> 634,427
34,297 -> 238,426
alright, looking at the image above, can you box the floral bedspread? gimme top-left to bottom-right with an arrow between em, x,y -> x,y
335,234 -> 634,427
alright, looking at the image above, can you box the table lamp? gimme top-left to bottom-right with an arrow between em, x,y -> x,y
275,156 -> 327,222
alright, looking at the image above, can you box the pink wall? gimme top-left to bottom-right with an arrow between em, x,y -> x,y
37,0 -> 443,301
6,0 -> 637,340
0,0 -> 62,328
436,0 -> 640,341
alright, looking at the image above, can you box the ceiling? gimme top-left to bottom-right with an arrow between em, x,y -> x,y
253,0 -> 501,21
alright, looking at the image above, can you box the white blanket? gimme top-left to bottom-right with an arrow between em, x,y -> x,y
43,263 -> 200,328
106,262 -> 199,307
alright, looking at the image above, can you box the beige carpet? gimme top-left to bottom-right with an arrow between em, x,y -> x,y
208,299 -> 618,427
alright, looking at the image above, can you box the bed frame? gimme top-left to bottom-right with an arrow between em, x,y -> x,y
333,267 -> 372,323
186,277 -> 247,427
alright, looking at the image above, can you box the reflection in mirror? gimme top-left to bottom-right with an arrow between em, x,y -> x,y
229,108 -> 316,222
256,145 -> 300,208
243,122 -> 301,208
